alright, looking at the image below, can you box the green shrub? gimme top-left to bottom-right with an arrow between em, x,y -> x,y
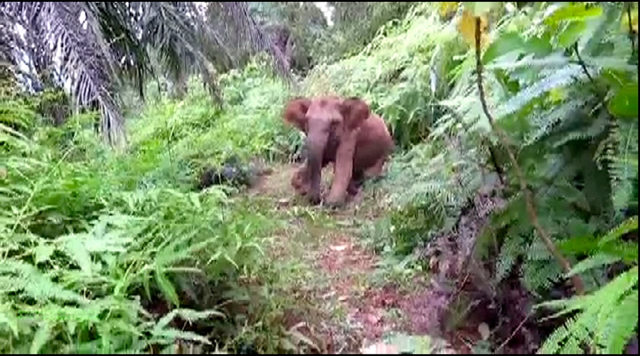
0,60 -> 293,352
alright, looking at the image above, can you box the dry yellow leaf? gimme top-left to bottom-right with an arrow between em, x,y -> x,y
457,9 -> 490,49
439,2 -> 459,18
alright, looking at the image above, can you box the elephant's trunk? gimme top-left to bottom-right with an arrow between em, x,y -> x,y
305,129 -> 329,204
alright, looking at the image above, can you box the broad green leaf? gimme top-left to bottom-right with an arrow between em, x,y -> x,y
581,4 -> 622,55
558,21 -> 587,47
608,84 -> 639,120
524,32 -> 554,55
587,56 -> 638,72
544,3 -> 604,25
483,32 -> 526,64
600,69 -> 638,90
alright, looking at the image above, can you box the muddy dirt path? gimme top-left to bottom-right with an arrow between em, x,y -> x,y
249,164 -> 465,354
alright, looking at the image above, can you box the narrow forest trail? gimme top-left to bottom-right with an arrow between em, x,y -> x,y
247,163 -> 465,354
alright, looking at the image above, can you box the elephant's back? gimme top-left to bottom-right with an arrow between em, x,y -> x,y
358,114 -> 393,149
353,114 -> 394,170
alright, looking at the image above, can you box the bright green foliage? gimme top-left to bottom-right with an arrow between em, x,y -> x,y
536,218 -> 638,354
302,3 -> 468,149
338,1 -> 638,352
0,60 -> 292,353
127,59 -> 301,189
1,1 -> 638,354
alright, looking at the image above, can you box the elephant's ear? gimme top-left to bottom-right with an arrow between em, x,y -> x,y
340,97 -> 370,130
284,97 -> 311,132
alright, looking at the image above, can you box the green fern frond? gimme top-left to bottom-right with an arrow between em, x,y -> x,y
551,116 -> 609,148
0,261 -> 88,304
523,258 -> 564,294
29,320 -> 52,354
537,266 -> 639,354
494,64 -> 586,120
600,216 -> 638,246
0,302 -> 19,338
603,290 -> 638,354
524,98 -> 589,146
606,122 -> 638,213
494,233 -> 526,283
567,253 -> 623,277
538,316 -> 584,354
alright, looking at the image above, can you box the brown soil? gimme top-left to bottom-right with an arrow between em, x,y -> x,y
250,163 -> 471,354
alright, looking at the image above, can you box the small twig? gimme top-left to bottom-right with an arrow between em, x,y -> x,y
495,313 -> 531,353
572,43 -> 596,85
572,43 -> 611,116
473,17 -> 585,296
487,144 -> 505,185
627,4 -> 636,57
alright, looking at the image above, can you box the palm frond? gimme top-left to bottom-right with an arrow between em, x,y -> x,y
89,2 -> 152,100
137,2 -> 223,102
4,2 -> 127,147
206,2 -> 293,83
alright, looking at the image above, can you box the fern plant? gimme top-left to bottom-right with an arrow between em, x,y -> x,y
0,66 -> 295,353
536,217 -> 638,354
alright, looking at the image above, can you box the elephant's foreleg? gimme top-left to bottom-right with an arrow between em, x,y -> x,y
325,133 -> 357,206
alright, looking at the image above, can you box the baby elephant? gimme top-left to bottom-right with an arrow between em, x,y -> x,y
283,95 -> 394,207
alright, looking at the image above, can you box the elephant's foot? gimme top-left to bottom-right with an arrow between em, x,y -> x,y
346,171 -> 365,196
347,180 -> 364,196
323,198 -> 346,209
308,194 -> 322,205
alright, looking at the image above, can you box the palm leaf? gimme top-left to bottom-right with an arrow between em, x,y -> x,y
6,2 -> 127,147
205,2 -> 293,83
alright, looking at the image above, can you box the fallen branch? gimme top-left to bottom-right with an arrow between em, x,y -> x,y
473,17 -> 586,296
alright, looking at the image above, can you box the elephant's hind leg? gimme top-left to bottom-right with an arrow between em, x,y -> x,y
347,170 -> 365,196
364,156 -> 386,178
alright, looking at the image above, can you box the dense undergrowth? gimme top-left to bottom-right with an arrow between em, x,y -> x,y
307,1 -> 638,353
1,1 -> 638,354
0,60 -> 303,353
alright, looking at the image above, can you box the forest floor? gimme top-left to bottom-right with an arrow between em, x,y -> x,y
247,163 -> 476,354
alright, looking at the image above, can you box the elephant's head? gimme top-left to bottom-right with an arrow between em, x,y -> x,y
283,95 -> 371,205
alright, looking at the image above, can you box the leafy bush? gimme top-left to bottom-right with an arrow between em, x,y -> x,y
0,60 -> 293,352
302,3 -> 469,150
345,1 -> 637,353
